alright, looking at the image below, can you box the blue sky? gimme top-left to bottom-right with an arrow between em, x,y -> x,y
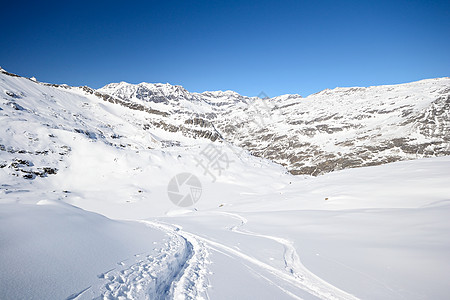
1,0 -> 449,97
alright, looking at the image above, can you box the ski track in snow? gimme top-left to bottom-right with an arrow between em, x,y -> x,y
68,221 -> 210,300
89,237 -> 186,300
140,220 -> 211,300
43,210 -> 357,300
218,211 -> 359,299
163,212 -> 359,300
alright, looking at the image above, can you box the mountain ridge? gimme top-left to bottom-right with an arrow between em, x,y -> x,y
96,74 -> 450,175
1,67 -> 449,178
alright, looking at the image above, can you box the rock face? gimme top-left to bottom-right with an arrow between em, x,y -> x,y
1,67 -> 449,177
98,78 -> 450,175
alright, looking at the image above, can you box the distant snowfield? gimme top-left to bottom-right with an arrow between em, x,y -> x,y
1,71 -> 450,299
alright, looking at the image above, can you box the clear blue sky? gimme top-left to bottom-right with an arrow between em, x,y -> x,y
1,0 -> 449,97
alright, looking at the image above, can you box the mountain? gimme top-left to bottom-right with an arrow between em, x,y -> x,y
1,67 -> 449,182
98,76 -> 450,175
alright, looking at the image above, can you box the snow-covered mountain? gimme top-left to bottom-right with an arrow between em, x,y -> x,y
98,76 -> 450,175
3,66 -> 448,181
1,68 -> 450,300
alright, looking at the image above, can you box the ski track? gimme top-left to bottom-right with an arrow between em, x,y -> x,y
163,212 -> 359,300
93,236 -> 187,300
67,213 -> 356,300
69,221 -> 210,300
215,211 -> 359,300
140,220 -> 211,300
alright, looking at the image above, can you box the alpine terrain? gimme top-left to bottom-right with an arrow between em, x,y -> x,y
1,67 -> 449,300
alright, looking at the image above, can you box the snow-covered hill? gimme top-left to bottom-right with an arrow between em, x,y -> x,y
1,68 -> 450,300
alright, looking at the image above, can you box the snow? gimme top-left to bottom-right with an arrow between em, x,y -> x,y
0,201 -> 169,299
150,158 -> 450,299
1,69 -> 450,299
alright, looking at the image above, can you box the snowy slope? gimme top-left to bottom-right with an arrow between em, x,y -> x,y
0,201 -> 174,299
1,68 -> 450,299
